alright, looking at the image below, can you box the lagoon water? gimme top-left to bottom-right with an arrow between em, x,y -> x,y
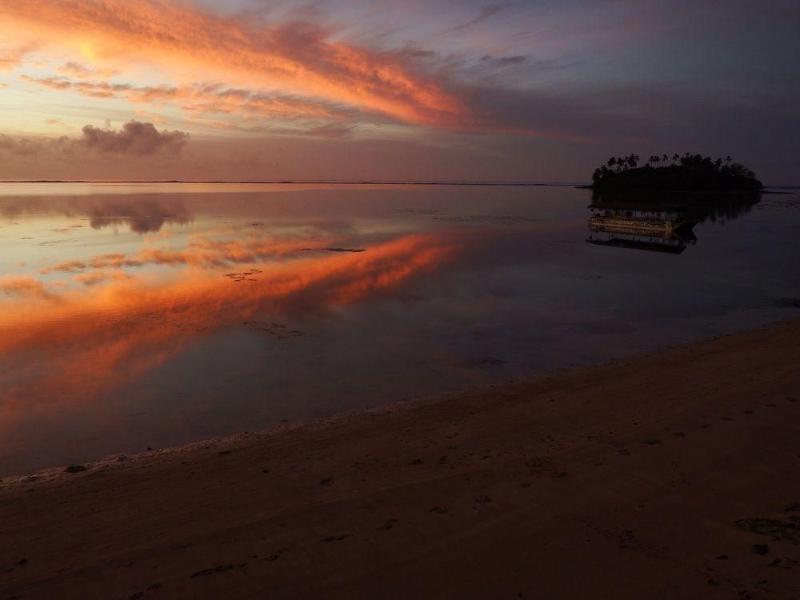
1,183 -> 799,476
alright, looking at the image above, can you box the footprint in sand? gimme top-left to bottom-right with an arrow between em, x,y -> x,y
190,563 -> 243,578
264,548 -> 289,561
752,544 -> 770,555
377,519 -> 398,531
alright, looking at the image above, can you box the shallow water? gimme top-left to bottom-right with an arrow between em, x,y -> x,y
1,183 -> 798,476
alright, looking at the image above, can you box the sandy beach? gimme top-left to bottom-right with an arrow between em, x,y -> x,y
2,319 -> 799,599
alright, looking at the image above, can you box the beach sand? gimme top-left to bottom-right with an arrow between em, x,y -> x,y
2,320 -> 799,599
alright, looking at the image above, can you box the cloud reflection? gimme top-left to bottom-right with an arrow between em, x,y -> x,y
0,233 -> 461,421
0,196 -> 193,234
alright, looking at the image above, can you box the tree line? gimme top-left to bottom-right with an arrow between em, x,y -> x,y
591,153 -> 761,190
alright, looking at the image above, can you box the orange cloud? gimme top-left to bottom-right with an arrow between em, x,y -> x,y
23,76 -> 361,125
73,270 -> 132,286
42,260 -> 87,274
0,275 -> 54,300
0,42 -> 36,71
0,0 -> 467,127
58,60 -> 119,78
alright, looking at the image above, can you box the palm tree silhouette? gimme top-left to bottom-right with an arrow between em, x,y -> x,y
592,152 -> 760,190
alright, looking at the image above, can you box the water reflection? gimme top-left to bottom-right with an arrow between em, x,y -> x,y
587,191 -> 762,254
0,184 -> 797,476
0,233 -> 462,412
0,196 -> 193,233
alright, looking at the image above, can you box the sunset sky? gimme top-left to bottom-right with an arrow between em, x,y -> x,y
0,0 -> 798,183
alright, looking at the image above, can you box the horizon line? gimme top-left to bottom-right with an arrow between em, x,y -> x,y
0,179 -> 586,187
0,180 -> 797,188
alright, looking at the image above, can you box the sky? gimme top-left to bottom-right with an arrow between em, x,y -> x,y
0,0 -> 798,184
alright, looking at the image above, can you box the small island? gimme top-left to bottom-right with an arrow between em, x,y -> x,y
591,153 -> 763,191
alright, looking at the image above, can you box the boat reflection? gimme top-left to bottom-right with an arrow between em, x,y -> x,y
588,206 -> 696,254
586,191 -> 762,254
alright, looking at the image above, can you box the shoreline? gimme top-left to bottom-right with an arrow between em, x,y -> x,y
0,324 -> 763,485
2,319 -> 799,598
1,317 -> 794,485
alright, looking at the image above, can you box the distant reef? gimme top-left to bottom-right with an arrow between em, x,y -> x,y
590,153 -> 763,191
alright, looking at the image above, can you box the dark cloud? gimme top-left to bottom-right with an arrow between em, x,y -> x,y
0,135 -> 46,157
0,121 -> 190,165
449,4 -> 509,33
479,55 -> 526,67
304,123 -> 358,139
0,134 -> 73,158
80,121 -> 189,156
464,78 -> 800,154
463,84 -> 634,142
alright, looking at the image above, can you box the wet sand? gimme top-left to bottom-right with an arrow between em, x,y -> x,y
2,320 -> 799,599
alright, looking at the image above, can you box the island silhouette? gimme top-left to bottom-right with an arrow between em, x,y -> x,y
591,153 -> 763,191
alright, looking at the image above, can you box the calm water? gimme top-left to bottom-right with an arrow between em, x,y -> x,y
1,183 -> 799,476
